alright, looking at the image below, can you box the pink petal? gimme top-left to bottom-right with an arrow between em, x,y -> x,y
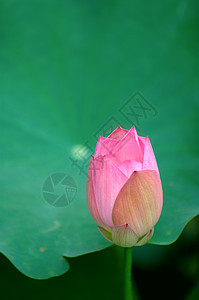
94,136 -> 119,158
86,156 -> 106,228
117,160 -> 143,178
108,125 -> 128,141
92,155 -> 128,227
112,170 -> 163,237
112,126 -> 143,163
139,136 -> 159,173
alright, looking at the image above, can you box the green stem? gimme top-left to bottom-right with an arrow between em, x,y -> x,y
124,247 -> 133,300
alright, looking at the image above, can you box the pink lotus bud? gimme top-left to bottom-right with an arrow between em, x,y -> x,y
86,126 -> 163,247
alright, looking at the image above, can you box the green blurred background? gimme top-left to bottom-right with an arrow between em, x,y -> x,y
1,0 -> 199,299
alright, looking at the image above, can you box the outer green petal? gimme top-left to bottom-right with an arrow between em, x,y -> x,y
97,226 -> 113,243
135,228 -> 154,246
112,225 -> 139,247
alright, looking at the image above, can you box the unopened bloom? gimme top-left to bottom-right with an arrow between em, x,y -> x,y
86,126 -> 163,247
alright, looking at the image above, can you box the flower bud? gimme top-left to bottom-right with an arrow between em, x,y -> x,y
86,126 -> 163,247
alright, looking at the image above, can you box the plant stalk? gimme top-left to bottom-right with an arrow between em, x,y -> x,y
124,247 -> 133,300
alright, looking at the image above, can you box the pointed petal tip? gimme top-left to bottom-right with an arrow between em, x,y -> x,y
108,126 -> 129,141
117,125 -> 127,130
129,126 -> 137,133
98,135 -> 105,141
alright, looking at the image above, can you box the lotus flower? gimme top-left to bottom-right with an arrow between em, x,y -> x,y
86,126 -> 163,247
